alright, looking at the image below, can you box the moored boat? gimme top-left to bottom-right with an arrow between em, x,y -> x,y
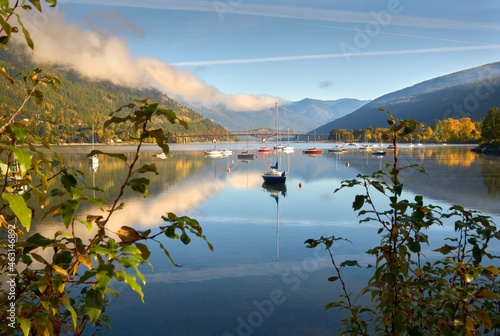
258,147 -> 272,153
262,161 -> 286,184
153,152 -> 167,159
304,148 -> 322,155
372,151 -> 387,156
237,151 -> 255,159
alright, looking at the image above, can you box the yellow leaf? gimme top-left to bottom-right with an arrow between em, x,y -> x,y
475,309 -> 491,331
52,264 -> 68,277
116,226 -> 141,244
78,255 -> 92,269
484,265 -> 499,276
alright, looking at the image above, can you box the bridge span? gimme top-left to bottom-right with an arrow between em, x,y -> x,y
175,127 -> 329,143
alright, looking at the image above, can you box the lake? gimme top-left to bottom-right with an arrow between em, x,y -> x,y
33,143 -> 500,336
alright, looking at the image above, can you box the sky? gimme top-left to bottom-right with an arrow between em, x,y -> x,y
17,0 -> 500,110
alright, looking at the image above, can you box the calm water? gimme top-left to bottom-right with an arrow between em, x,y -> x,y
33,143 -> 500,336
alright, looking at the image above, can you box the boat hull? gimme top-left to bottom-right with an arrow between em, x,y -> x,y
262,175 -> 286,184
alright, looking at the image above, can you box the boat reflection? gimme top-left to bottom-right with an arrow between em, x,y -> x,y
261,182 -> 287,262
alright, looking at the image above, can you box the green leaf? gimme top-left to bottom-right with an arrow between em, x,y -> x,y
43,0 -> 57,7
62,297 -> 77,330
394,184 -> 403,196
127,177 -> 150,197
340,260 -> 361,267
10,146 -> 33,177
87,150 -> 127,162
180,232 -> 191,245
0,15 -> 12,36
61,200 -> 78,229
3,194 -> 31,231
407,238 -> 421,253
114,271 -> 144,302
18,317 -> 31,336
353,195 -> 365,211
29,0 -> 42,11
134,163 -> 158,175
85,288 -> 104,324
472,245 -> 482,263
61,173 -> 78,193
20,22 -> 34,52
96,264 -> 114,290
134,242 -> 151,260
433,244 -> 455,255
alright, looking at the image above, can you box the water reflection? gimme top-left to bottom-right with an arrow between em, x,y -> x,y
28,145 -> 500,336
261,183 -> 287,263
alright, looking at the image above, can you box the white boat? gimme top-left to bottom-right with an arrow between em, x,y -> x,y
88,123 -> 99,172
282,145 -> 294,152
153,152 -> 167,159
220,149 -> 233,156
205,150 -> 222,156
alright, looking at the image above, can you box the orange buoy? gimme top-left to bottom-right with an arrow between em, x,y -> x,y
299,183 -> 302,188
227,168 -> 230,173
346,162 -> 350,167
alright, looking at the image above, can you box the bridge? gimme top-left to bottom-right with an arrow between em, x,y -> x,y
174,128 -> 329,143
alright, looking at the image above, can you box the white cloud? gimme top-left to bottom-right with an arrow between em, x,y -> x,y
15,10 -> 281,111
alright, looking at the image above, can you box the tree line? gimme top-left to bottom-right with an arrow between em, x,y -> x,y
327,115 -> 498,143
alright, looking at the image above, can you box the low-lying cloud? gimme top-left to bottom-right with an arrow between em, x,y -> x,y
14,11 -> 280,111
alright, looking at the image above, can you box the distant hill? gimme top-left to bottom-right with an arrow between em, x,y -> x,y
313,62 -> 500,134
0,48 -> 224,143
186,98 -> 369,133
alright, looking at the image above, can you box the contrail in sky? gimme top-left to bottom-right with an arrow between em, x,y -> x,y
172,45 -> 500,67
67,0 -> 500,31
302,23 -> 497,46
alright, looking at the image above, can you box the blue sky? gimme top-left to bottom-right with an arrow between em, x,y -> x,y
31,0 -> 500,108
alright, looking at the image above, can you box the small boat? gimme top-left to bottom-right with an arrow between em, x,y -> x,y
258,147 -> 272,153
153,152 -> 167,159
387,144 -> 398,150
273,144 -> 286,149
372,151 -> 387,156
304,148 -> 322,155
262,161 -> 286,184
360,144 -> 372,151
328,144 -> 344,153
237,151 -> 255,159
89,123 -> 99,172
220,149 -> 233,156
205,149 -> 222,156
282,145 -> 294,152
328,148 -> 344,153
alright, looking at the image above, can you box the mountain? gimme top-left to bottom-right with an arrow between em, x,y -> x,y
0,48 -> 224,143
186,98 -> 369,133
313,62 -> 500,134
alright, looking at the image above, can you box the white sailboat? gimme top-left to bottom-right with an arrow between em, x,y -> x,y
88,123 -> 99,172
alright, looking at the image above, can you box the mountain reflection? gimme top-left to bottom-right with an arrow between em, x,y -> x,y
30,145 -> 500,241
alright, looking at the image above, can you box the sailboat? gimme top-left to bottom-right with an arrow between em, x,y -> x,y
205,140 -> 223,156
238,131 -> 255,159
262,103 -> 287,184
88,123 -> 99,172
